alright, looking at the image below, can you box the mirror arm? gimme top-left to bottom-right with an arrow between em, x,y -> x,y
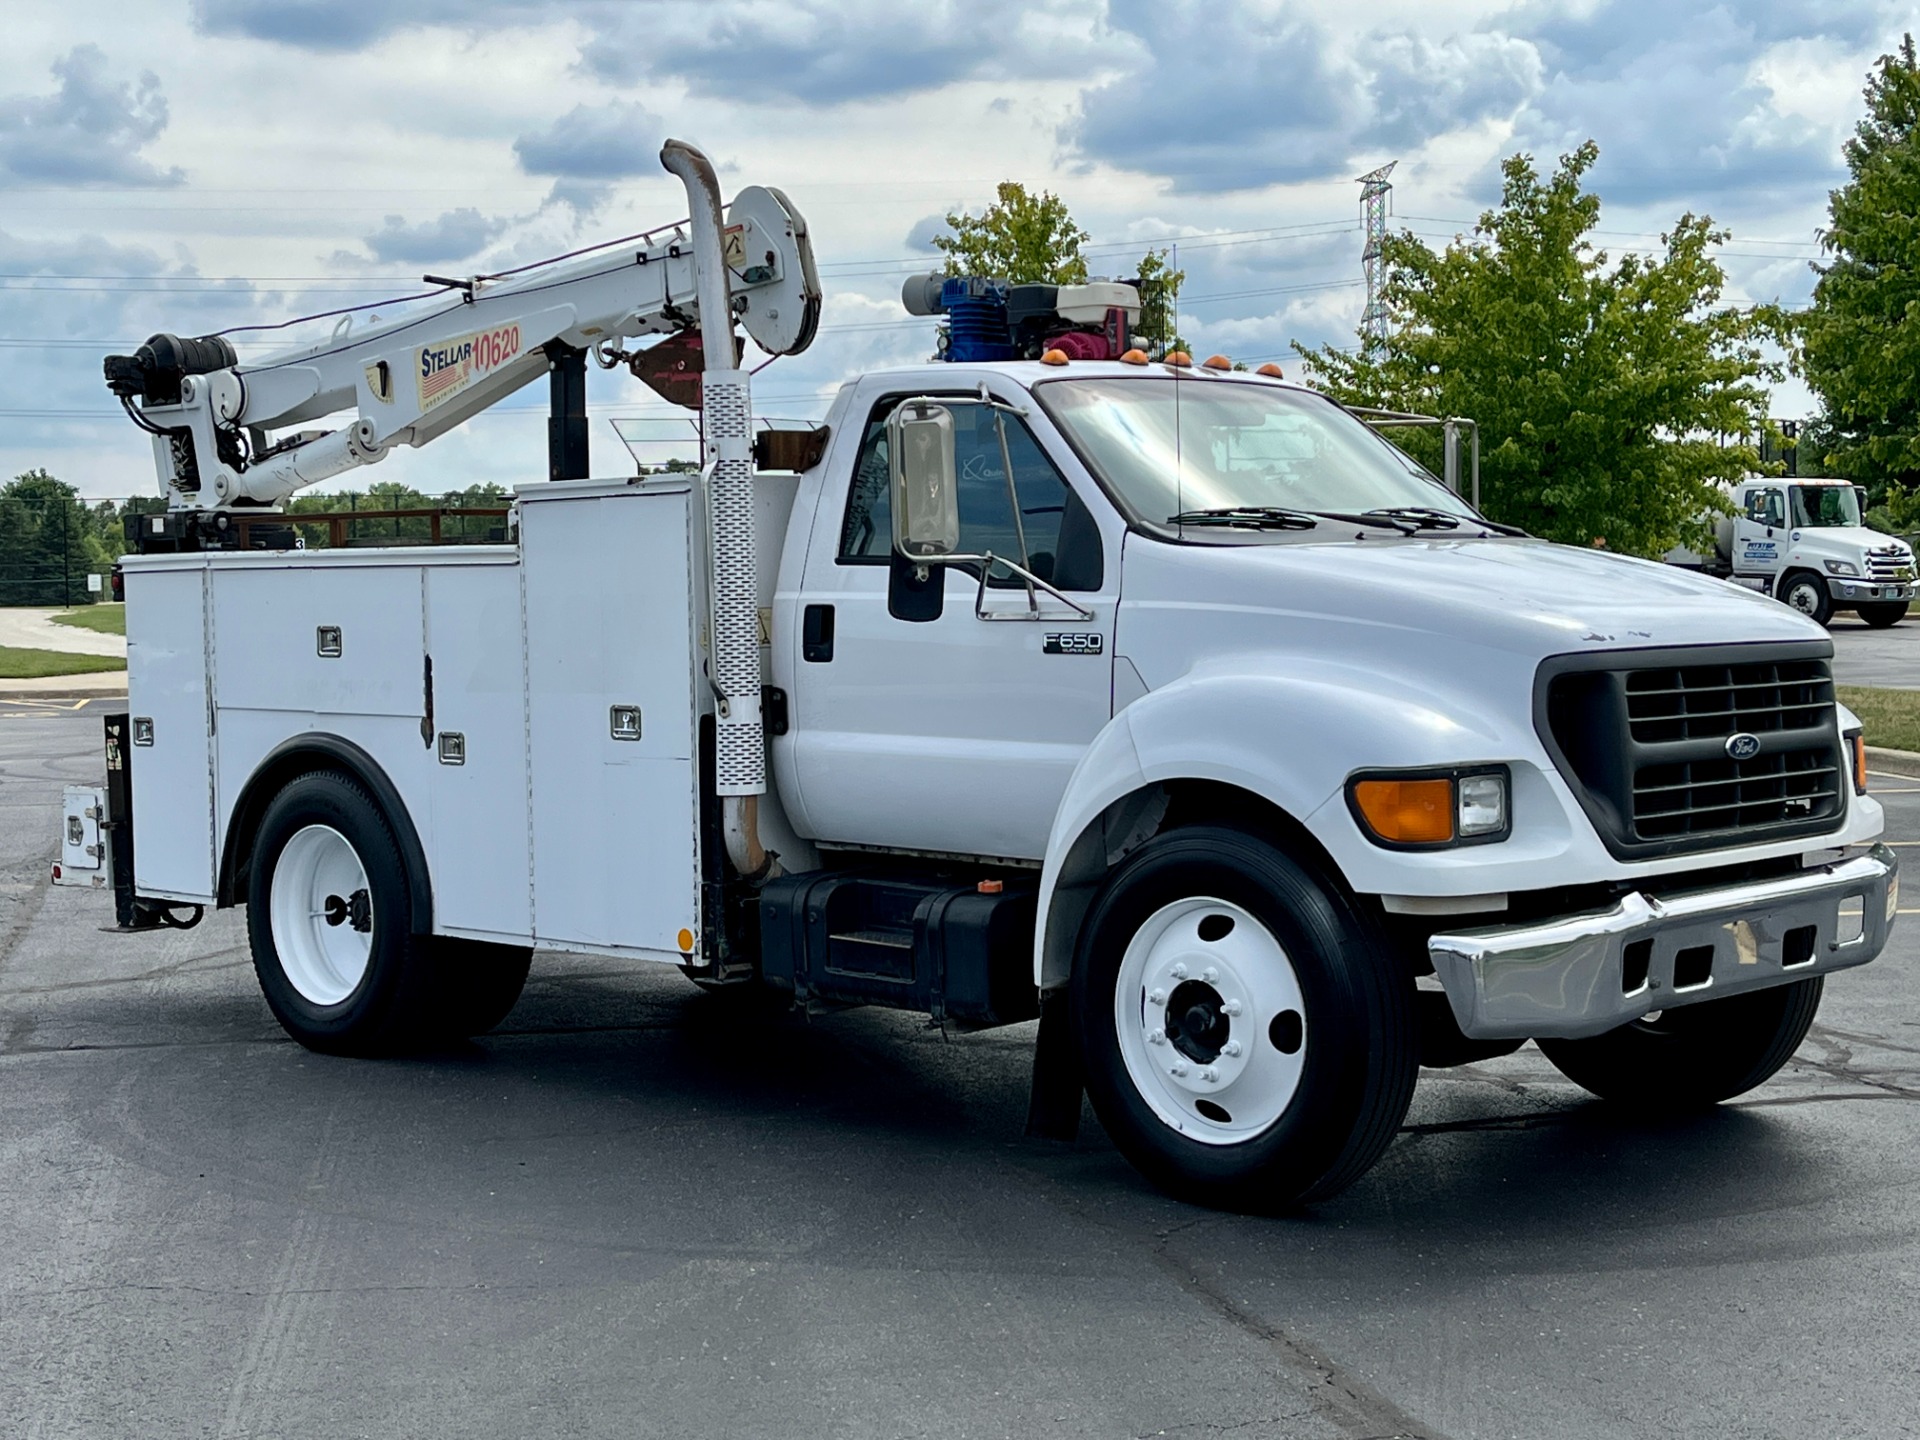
993,411 -> 1037,607
943,551 -> 1094,622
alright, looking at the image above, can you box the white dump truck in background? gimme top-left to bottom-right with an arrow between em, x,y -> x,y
1666,476 -> 1916,628
51,141 -> 1898,1211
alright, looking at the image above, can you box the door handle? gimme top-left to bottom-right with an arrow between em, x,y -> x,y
803,603 -> 835,663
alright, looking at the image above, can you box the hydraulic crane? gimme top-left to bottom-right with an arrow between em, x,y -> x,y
103,140 -> 820,539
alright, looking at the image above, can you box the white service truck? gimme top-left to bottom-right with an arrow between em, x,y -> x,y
1667,476 -> 1916,628
54,142 -> 1898,1210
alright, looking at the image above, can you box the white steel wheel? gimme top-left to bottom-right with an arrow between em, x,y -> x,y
1779,572 -> 1831,625
1114,896 -> 1307,1145
1073,825 -> 1418,1210
268,824 -> 375,1006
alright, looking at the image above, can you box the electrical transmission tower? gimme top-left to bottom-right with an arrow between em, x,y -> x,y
1356,162 -> 1397,350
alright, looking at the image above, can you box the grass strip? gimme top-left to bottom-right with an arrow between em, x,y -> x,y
1838,685 -> 1920,754
46,605 -> 125,635
0,646 -> 128,679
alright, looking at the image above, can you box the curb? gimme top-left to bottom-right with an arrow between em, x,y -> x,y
0,682 -> 129,702
1866,745 -> 1920,779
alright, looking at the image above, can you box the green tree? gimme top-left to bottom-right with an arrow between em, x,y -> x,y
933,182 -> 1091,284
1800,35 -> 1920,516
2,471 -> 102,604
0,490 -> 36,606
1134,246 -> 1188,354
1297,142 -> 1778,554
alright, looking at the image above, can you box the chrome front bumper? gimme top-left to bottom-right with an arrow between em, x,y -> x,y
1428,844 -> 1898,1041
1829,577 -> 1913,602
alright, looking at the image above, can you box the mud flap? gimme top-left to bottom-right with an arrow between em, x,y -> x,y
1025,986 -> 1085,1140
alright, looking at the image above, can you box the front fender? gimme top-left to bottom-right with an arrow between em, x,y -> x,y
1032,660 -> 1551,988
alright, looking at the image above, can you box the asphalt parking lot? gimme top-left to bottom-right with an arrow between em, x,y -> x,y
4,637 -> 1919,1439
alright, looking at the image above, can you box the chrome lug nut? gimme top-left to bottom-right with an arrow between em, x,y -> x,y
1170,963 -> 1188,980
1221,1040 -> 1242,1058
1170,1063 -> 1189,1078
1221,999 -> 1243,1017
1200,1067 -> 1218,1083
1148,989 -> 1167,1006
1147,1030 -> 1167,1045
1202,967 -> 1219,983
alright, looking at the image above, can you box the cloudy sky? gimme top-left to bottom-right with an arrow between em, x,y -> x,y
1,0 -> 1913,499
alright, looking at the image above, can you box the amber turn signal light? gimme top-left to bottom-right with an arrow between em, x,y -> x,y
1851,732 -> 1868,794
1350,778 -> 1455,845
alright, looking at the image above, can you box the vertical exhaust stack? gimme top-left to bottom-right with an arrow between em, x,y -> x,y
659,139 -> 775,882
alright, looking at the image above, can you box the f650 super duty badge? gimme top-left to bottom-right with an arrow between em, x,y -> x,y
417,323 -> 522,413
1043,632 -> 1103,655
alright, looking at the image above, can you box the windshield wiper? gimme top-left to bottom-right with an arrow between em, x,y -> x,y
1300,509 -> 1424,532
1169,506 -> 1319,531
1365,506 -> 1462,530
1361,506 -> 1530,537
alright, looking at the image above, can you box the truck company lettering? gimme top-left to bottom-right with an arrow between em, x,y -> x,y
416,324 -> 521,411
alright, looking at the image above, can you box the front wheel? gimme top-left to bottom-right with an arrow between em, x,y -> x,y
1537,978 -> 1823,1108
1072,826 -> 1417,1211
1777,570 -> 1833,626
1857,601 -> 1908,628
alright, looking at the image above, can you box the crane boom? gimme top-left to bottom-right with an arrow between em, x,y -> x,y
104,148 -> 819,517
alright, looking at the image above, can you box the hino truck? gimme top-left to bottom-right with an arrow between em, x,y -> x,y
1666,476 -> 1916,628
52,142 -> 1898,1210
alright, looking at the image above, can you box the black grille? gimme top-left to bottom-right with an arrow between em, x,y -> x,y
1538,644 -> 1845,859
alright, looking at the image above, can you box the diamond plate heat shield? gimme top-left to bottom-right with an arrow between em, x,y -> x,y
703,369 -> 767,795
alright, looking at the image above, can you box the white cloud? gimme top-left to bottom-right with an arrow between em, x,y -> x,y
0,46 -> 182,188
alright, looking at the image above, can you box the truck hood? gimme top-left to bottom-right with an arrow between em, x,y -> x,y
1121,533 -> 1825,669
1784,525 -> 1911,558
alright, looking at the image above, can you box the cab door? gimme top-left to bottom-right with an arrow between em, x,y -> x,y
1735,485 -> 1789,582
785,381 -> 1118,861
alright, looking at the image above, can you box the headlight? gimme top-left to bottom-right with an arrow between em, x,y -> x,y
1825,559 -> 1860,577
1347,767 -> 1510,848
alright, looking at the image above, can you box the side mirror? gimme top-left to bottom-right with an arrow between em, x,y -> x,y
888,401 -> 960,561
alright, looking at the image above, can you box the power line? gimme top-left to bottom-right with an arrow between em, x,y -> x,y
0,220 -> 1363,292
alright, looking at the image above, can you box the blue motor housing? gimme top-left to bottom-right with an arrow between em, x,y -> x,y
939,277 -> 1015,362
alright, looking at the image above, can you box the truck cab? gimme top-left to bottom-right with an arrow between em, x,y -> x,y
1690,476 -> 1915,627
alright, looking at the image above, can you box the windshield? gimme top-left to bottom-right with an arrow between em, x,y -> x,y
1034,377 -> 1478,528
1789,484 -> 1862,529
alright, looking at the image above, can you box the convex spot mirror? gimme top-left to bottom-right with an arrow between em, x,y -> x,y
888,401 -> 960,561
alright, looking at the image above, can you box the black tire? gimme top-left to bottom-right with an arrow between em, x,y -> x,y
1072,826 -> 1418,1212
435,939 -> 532,1037
247,770 -> 437,1055
1537,978 -> 1822,1108
1776,569 -> 1832,626
1858,601 -> 1908,628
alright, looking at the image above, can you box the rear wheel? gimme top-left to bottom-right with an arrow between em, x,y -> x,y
1537,978 -> 1823,1108
1777,570 -> 1832,626
248,770 -> 437,1055
1073,826 -> 1417,1211
1857,601 -> 1908,628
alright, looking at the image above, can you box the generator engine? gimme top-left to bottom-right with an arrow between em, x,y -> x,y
901,273 -> 1143,362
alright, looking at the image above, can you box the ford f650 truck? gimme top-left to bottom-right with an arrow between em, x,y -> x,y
54,143 -> 1897,1210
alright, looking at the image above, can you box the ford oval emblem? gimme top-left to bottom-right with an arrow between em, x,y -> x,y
1726,732 -> 1762,760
